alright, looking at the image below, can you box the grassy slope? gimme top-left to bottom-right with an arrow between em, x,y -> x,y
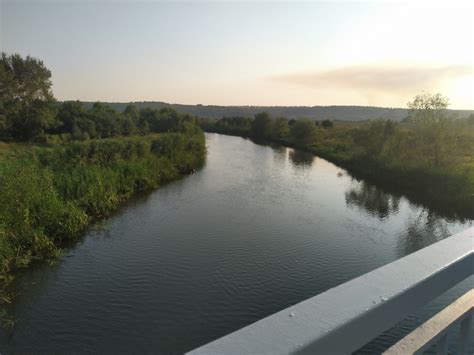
0,131 -> 205,301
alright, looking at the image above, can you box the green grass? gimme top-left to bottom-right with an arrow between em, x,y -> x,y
0,131 -> 206,302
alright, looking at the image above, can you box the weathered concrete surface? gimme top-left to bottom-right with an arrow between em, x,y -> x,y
188,228 -> 473,355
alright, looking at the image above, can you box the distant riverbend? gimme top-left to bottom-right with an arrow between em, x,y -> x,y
0,133 -> 472,354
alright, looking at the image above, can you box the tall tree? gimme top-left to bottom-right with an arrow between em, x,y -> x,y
291,119 -> 319,145
321,119 -> 333,129
0,53 -> 57,141
272,117 -> 290,139
56,101 -> 86,134
407,93 -> 453,167
123,104 -> 139,124
251,112 -> 273,139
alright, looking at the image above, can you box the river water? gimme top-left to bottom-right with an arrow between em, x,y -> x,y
0,133 -> 472,354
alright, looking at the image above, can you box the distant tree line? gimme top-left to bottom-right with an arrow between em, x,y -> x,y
0,53 -> 198,143
199,96 -> 474,216
199,113 -> 334,143
49,102 -> 198,141
199,94 -> 474,171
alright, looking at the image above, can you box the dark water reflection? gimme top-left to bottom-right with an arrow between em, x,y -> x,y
0,133 -> 472,354
289,149 -> 314,166
346,182 -> 401,219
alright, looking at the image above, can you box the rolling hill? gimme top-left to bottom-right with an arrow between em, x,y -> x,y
82,101 -> 473,121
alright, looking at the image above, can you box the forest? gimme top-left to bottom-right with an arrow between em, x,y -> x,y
199,100 -> 474,219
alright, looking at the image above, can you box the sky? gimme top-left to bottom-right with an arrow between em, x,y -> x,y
1,1 -> 473,109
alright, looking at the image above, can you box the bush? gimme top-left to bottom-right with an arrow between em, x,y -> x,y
0,130 -> 205,280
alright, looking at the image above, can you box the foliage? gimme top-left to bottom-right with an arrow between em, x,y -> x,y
272,117 -> 290,139
0,130 -> 206,296
321,119 -> 334,129
407,93 -> 454,167
407,93 -> 449,122
0,53 -> 207,291
251,112 -> 273,139
290,119 -> 319,145
0,53 -> 195,143
0,53 -> 57,141
201,94 -> 474,218
352,120 -> 396,157
198,117 -> 252,137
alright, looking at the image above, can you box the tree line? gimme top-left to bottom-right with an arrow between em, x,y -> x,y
200,94 -> 474,170
198,95 -> 474,217
199,113 -> 333,142
0,53 -> 198,143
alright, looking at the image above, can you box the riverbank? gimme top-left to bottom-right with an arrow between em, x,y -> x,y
201,121 -> 474,220
0,130 -> 206,303
277,137 -> 473,220
1,132 -> 470,353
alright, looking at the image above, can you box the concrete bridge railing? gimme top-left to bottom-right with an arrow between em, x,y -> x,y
188,227 -> 473,354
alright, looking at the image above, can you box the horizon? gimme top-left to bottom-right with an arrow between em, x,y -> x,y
65,99 -> 474,112
2,1 -> 473,109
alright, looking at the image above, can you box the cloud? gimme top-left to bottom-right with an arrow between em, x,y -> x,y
269,64 -> 472,103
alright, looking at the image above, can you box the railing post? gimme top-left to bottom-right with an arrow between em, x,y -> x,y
459,312 -> 473,355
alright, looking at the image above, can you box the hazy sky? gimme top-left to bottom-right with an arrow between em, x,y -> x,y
1,1 -> 473,108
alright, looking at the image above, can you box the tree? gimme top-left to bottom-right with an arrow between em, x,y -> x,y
407,93 -> 453,167
123,104 -> 140,126
291,119 -> 319,145
321,119 -> 333,129
214,116 -> 252,135
139,107 -> 184,133
407,93 -> 449,124
89,102 -> 122,138
56,101 -> 86,134
0,53 -> 57,141
121,116 -> 137,136
353,120 -> 396,157
272,117 -> 290,139
251,112 -> 273,139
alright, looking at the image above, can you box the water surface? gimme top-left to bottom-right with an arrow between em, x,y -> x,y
1,133 -> 472,354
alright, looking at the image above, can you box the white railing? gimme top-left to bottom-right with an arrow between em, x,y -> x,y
384,289 -> 473,354
188,227 -> 473,354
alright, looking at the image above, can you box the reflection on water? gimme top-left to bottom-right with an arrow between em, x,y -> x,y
345,182 -> 401,219
0,133 -> 471,354
289,149 -> 314,166
343,180 -> 455,257
398,209 -> 451,256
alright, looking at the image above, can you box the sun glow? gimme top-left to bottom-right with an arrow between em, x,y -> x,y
3,1 -> 473,108
446,76 -> 474,109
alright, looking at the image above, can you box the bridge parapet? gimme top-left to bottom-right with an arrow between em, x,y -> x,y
188,228 -> 473,354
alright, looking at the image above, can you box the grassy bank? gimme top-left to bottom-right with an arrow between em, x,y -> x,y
200,116 -> 474,220
0,129 -> 205,301
277,131 -> 474,219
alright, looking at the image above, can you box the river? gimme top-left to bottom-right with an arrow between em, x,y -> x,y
0,133 -> 472,354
